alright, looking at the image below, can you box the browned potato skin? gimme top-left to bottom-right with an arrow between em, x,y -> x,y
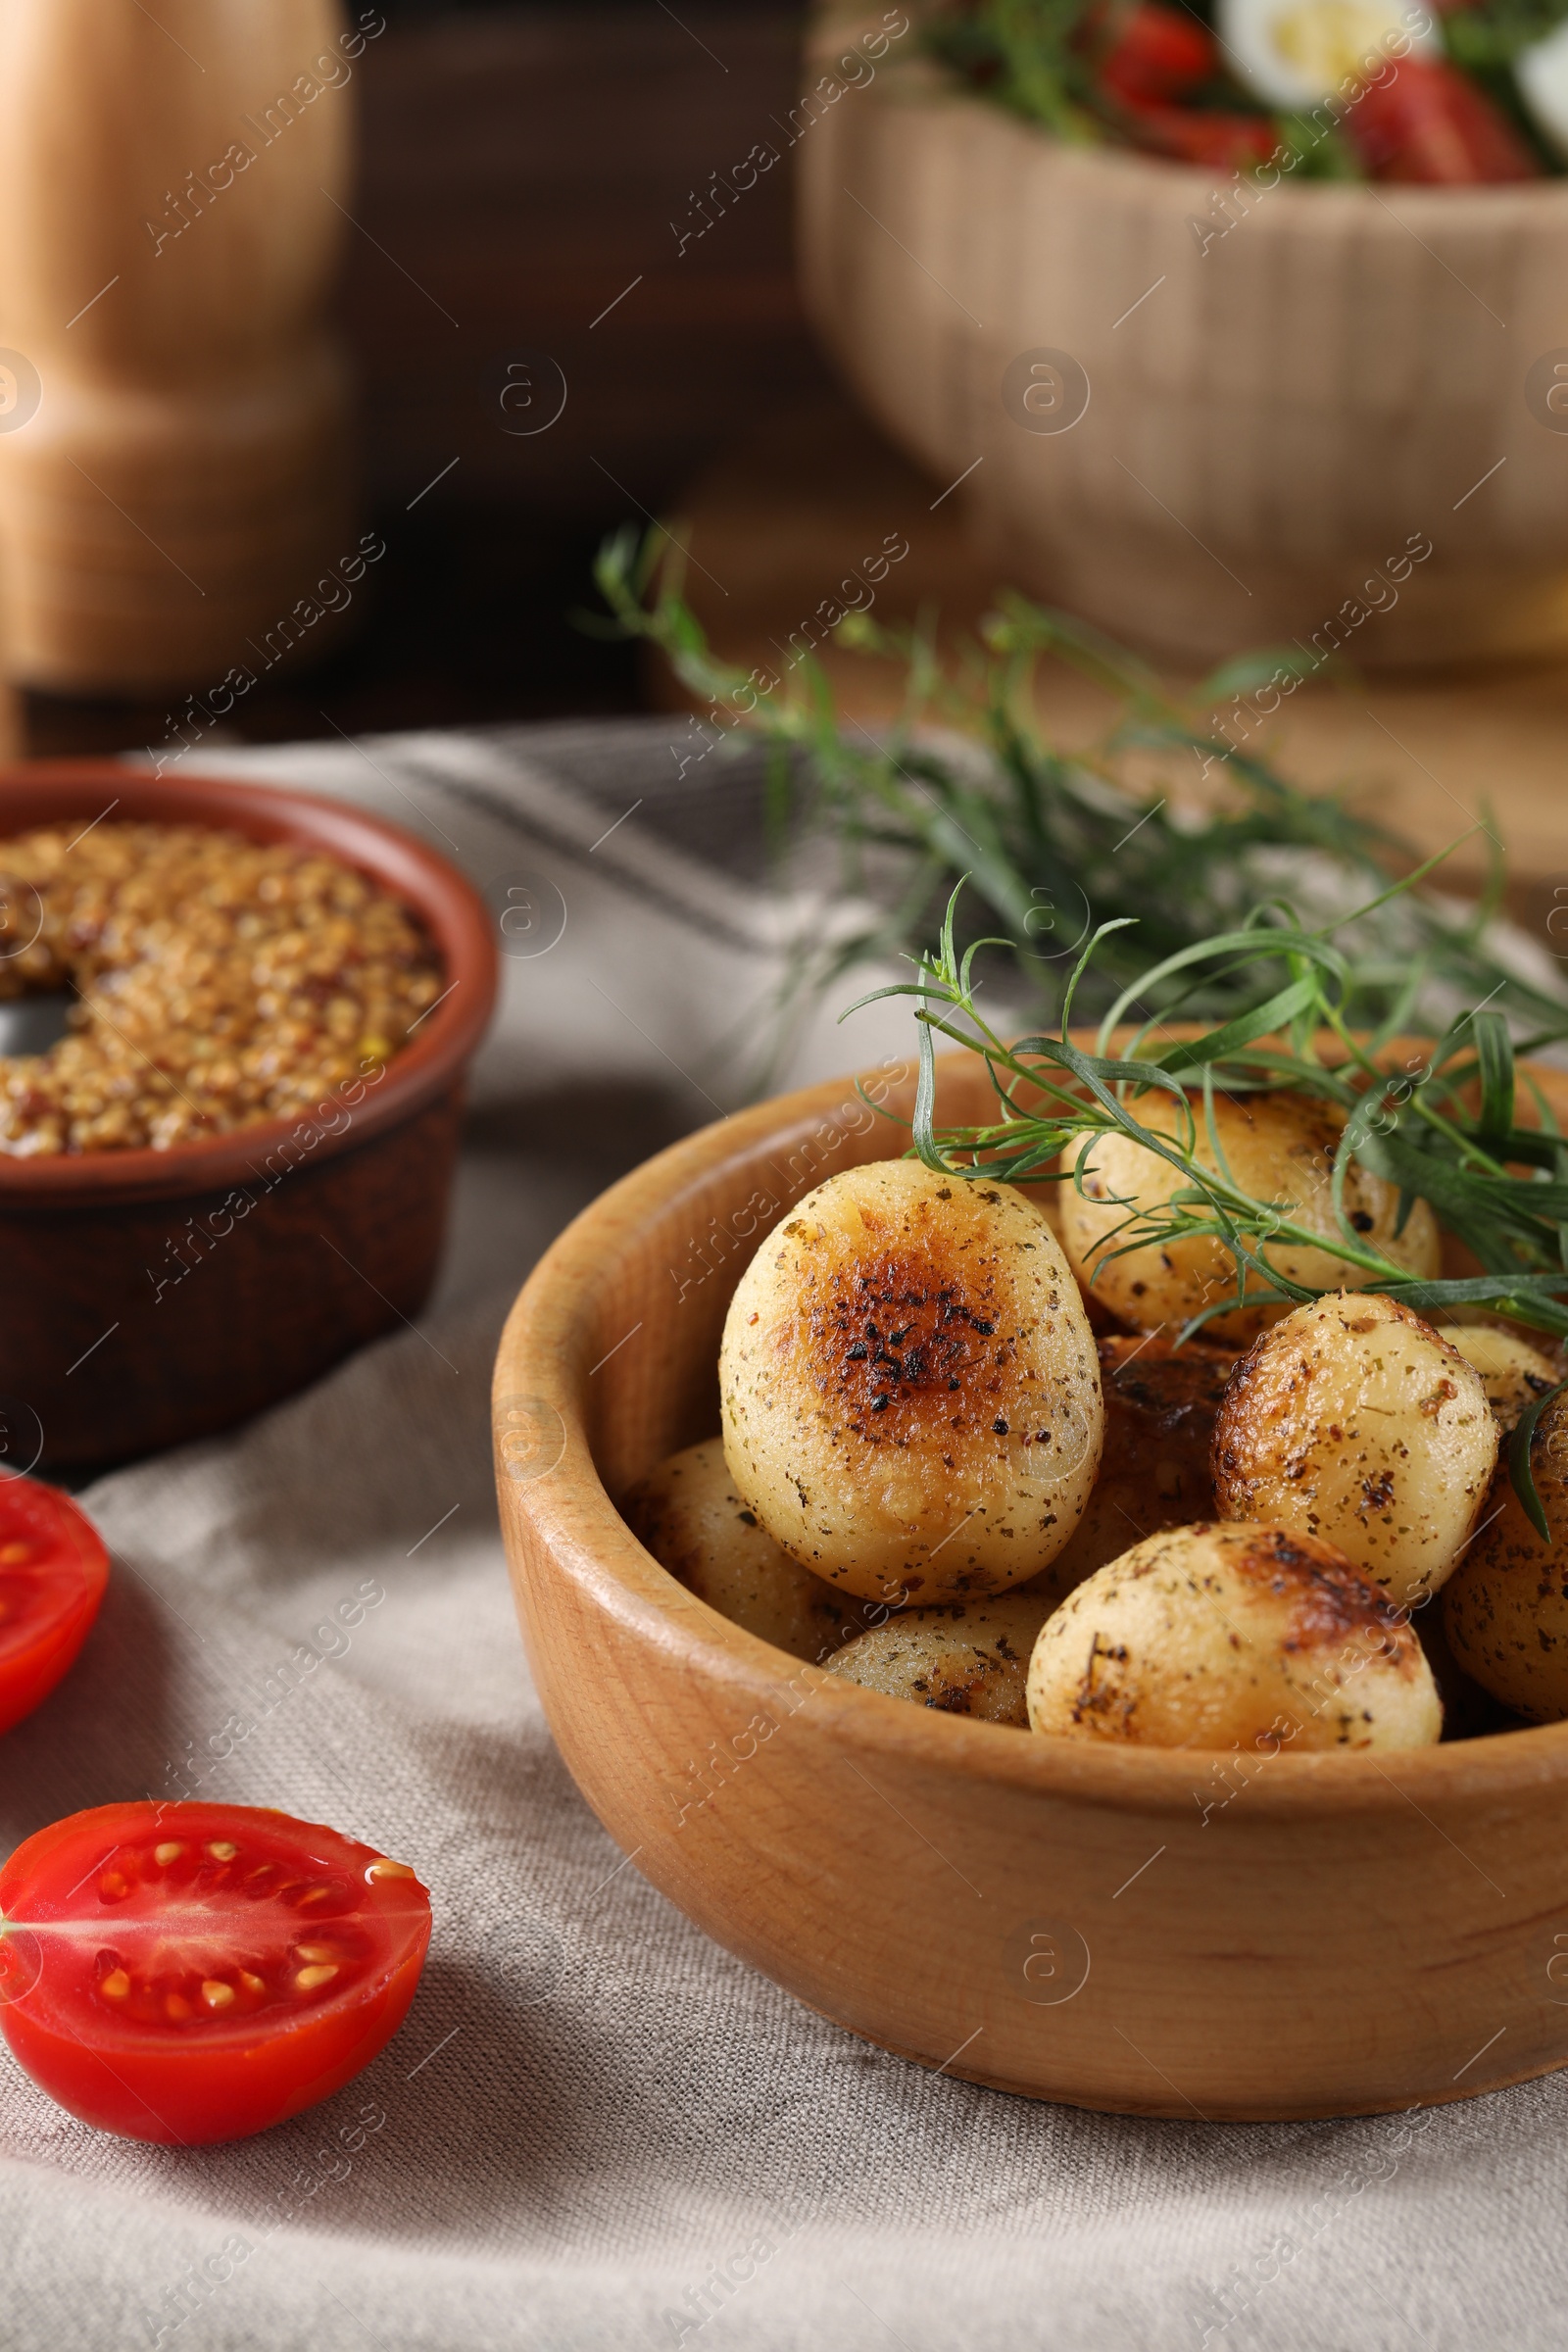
1445,1391 -> 1568,1722
1026,1521 -> 1441,1750
826,1592 -> 1053,1726
1443,1325 -> 1561,1434
1026,1333 -> 1235,1607
1414,1594 -> 1506,1741
720,1159 -> 1103,1605
1057,1089 -> 1441,1345
1211,1293 -> 1497,1607
623,1439 -> 878,1665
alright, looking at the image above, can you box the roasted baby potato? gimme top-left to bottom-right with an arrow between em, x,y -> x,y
1020,1179 -> 1121,1332
623,1439 -> 876,1664
1027,1333 -> 1234,1606
825,1592 -> 1054,1726
1442,1324 -> 1560,1433
720,1159 -> 1103,1605
1025,1521 -> 1441,1750
1211,1293 -> 1497,1607
1056,1089 -> 1441,1344
1444,1389 -> 1568,1721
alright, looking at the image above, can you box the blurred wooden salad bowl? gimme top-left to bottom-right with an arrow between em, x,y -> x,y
800,4 -> 1568,666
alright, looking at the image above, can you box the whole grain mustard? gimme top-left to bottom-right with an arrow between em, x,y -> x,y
0,823 -> 444,1154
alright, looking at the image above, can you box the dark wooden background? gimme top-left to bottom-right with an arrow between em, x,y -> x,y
30,1 -> 824,757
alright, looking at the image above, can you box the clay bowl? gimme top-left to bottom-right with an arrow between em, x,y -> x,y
495,1048 -> 1568,2121
0,761 -> 497,1468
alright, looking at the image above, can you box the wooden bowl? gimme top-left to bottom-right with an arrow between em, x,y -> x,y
0,762 -> 497,1467
495,1049 -> 1568,2120
798,11 -> 1568,668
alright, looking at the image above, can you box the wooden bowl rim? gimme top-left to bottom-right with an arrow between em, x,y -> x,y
0,760 -> 499,1202
497,1048 -> 1568,1816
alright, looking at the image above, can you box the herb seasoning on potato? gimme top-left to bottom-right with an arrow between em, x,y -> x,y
1444,1387 -> 1568,1721
624,1438 -> 881,1665
1026,1522 -> 1441,1750
1210,1294 -> 1497,1607
827,1592 -> 1052,1725
1442,1325 -> 1561,1434
719,1159 -> 1103,1605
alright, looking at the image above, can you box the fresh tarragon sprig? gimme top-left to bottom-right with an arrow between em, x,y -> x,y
593,524 -> 1568,1043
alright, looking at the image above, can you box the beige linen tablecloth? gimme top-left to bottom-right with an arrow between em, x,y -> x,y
0,722 -> 1560,2352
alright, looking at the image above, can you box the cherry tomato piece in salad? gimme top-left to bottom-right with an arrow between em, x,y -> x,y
0,1804 -> 431,2143
1347,57 -> 1538,181
1118,98 -> 1280,170
1094,0 -> 1217,105
0,1476 -> 109,1739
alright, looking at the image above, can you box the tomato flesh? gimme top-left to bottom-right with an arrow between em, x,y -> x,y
0,1475 -> 109,1738
1094,1 -> 1216,105
1116,97 -> 1279,169
0,1803 -> 431,2143
1348,58 -> 1538,182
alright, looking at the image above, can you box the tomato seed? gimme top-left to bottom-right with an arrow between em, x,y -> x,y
297,1885 -> 333,1906
99,1875 -> 128,1901
100,1971 -> 129,2000
366,1859 -> 415,1882
295,1943 -> 337,1964
154,1842 -> 183,1866
201,1982 -> 235,2011
207,1841 -> 238,1862
165,1994 -> 192,2023
295,1964 -> 338,1991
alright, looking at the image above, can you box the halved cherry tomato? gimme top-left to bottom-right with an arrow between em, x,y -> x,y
1094,0 -> 1217,105
0,1475 -> 109,1738
0,1803 -> 431,2143
1347,58 -> 1539,181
